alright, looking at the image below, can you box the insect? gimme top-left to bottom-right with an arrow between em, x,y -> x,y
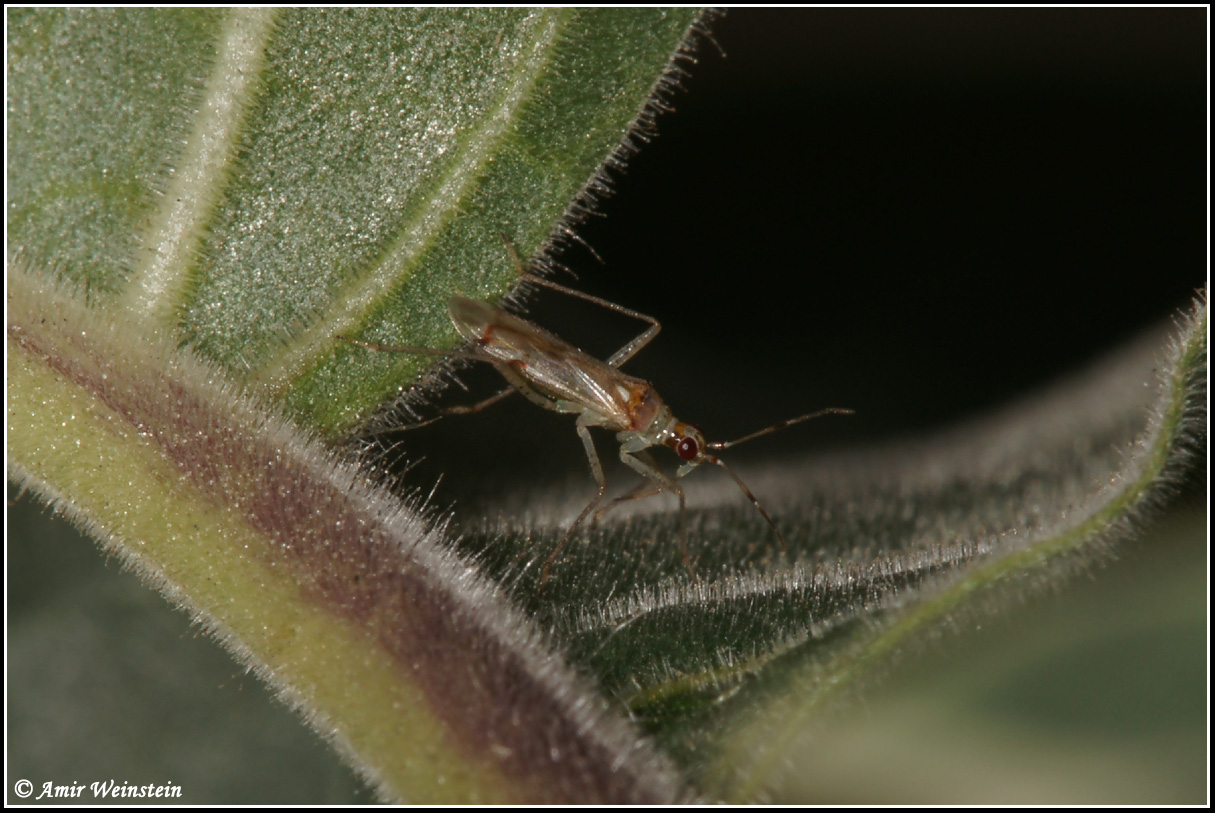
338,241 -> 852,586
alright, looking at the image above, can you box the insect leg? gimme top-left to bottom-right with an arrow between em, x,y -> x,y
540,417 -> 609,587
337,336 -> 517,432
437,387 -> 515,417
591,448 -> 678,526
379,387 -> 516,433
616,449 -> 696,583
591,478 -> 668,527
524,276 -> 661,368
499,235 -> 661,368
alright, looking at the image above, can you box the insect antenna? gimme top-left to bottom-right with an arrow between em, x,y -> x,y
706,455 -> 789,551
706,407 -> 854,451
703,407 -> 853,552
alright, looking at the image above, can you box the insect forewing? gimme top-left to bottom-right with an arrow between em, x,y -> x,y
449,297 -> 641,428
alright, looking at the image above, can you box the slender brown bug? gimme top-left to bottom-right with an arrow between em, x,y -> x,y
338,240 -> 852,586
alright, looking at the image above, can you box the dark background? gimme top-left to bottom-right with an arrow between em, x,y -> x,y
398,8 -> 1206,509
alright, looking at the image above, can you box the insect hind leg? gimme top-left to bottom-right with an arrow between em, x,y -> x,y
336,336 -> 515,434
499,233 -> 661,369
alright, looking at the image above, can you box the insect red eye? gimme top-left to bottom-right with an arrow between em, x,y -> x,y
677,436 -> 699,460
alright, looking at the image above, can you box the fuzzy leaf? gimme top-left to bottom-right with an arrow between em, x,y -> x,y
8,7 -> 708,803
444,299 -> 1206,801
7,8 -> 1206,805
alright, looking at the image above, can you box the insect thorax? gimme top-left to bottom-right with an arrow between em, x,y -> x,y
622,381 -> 668,434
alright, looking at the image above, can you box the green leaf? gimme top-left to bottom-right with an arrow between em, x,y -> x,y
8,8 -> 702,436
438,299 -> 1206,801
7,8 -> 1205,804
8,8 -> 707,803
